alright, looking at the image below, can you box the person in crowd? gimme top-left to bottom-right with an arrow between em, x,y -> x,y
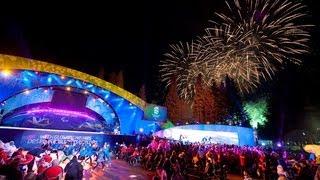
41,139 -> 51,151
103,143 -> 111,167
51,141 -> 61,151
243,170 -> 252,180
0,156 -> 23,180
82,162 -> 92,180
239,151 -> 246,174
314,165 -> 320,180
171,158 -> 183,180
94,149 -> 106,170
162,151 -> 173,179
83,142 -> 95,166
64,156 -> 83,180
152,165 -> 167,180
0,148 -> 8,165
4,141 -> 17,157
63,142 -> 75,162
78,146 -> 87,161
42,159 -> 64,180
24,170 -> 37,180
0,141 -> 4,150
37,152 -> 52,175
277,165 -> 288,179
192,152 -> 200,168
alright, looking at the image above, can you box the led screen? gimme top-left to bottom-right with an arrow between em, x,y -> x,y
0,88 -> 54,116
86,95 -> 117,124
51,89 -> 87,108
144,104 -> 167,122
157,128 -> 239,145
2,107 -> 106,132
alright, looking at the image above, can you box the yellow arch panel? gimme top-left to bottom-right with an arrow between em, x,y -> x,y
0,54 -> 146,109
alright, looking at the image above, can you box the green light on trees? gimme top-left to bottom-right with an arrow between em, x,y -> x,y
162,120 -> 175,129
244,98 -> 268,129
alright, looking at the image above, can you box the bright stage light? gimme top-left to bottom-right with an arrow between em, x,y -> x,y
129,175 -> 137,178
139,128 -> 144,132
60,75 -> 65,79
83,90 -> 89,94
277,142 -> 282,147
47,77 -> 52,83
66,87 -> 71,91
1,70 -> 12,77
24,90 -> 30,95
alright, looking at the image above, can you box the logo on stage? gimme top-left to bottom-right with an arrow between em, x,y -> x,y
144,104 -> 167,122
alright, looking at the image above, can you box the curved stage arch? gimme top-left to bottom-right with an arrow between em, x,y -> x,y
0,54 -> 155,135
0,54 -> 145,108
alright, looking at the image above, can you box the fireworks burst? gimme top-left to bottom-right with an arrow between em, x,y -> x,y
201,25 -> 264,92
160,0 -> 311,100
159,42 -> 213,100
206,0 -> 311,92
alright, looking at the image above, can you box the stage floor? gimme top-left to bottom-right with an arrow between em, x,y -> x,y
92,159 -> 155,180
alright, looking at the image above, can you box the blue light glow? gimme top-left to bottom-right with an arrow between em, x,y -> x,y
86,95 -> 118,125
47,77 -> 52,83
66,79 -> 74,85
0,88 -> 54,116
0,70 -> 153,135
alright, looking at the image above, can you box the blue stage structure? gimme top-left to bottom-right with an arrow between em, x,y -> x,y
0,54 -> 159,136
0,126 -> 137,150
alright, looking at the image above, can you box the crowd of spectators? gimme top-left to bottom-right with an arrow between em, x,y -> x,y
1,136 -> 319,180
0,139 -> 111,180
117,136 -> 320,180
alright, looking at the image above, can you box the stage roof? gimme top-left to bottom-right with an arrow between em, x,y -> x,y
0,54 -> 146,109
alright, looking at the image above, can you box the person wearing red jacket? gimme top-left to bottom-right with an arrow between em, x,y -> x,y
239,152 -> 246,173
0,148 -> 8,165
43,159 -> 64,180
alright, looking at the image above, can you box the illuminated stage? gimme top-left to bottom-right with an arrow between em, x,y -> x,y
154,124 -> 255,146
0,54 -> 158,145
0,126 -> 136,149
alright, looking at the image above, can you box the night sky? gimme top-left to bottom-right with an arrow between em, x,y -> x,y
0,0 -> 319,140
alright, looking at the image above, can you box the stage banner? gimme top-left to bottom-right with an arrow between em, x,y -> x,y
0,127 -> 137,150
21,132 -> 105,149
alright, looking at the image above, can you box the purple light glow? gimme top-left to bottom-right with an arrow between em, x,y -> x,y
0,126 -> 105,134
26,108 -> 96,120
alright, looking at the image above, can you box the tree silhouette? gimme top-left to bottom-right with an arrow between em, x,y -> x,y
165,79 -> 193,124
192,78 -> 228,123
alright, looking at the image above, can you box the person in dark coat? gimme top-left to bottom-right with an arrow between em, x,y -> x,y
41,139 -> 51,151
64,156 -> 83,180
